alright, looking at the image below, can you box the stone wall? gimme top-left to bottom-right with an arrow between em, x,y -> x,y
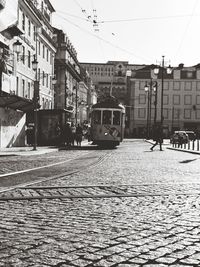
0,108 -> 26,148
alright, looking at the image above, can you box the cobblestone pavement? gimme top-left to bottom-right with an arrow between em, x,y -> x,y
0,149 -> 90,176
1,140 -> 200,266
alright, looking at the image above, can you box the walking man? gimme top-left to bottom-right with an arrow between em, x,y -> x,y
150,125 -> 163,151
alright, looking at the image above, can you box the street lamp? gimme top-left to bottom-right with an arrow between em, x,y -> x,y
126,70 -> 132,137
154,56 -> 172,126
144,79 -> 157,138
32,55 -> 39,151
13,40 -> 22,59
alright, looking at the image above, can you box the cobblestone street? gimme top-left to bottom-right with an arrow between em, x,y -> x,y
1,140 -> 200,266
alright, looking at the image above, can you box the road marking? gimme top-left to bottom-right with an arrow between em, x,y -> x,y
0,152 -> 93,178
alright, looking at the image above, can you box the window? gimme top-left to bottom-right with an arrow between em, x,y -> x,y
50,52 -> 52,65
103,110 -> 112,124
174,109 -> 181,119
173,95 -> 180,105
196,95 -> 200,105
174,81 -> 180,90
22,13 -> 25,31
42,97 -> 45,108
184,109 -> 191,119
163,108 -> 168,119
38,68 -> 40,80
138,108 -> 146,118
184,95 -> 192,105
28,20 -> 31,36
113,111 -> 120,125
197,81 -> 200,91
22,79 -> 25,97
43,44 -> 45,58
33,26 -> 36,41
28,50 -> 31,68
46,74 -> 48,87
185,81 -> 192,91
16,77 -> 19,95
139,94 -> 146,104
38,41 -> 41,55
139,81 -> 146,90
164,81 -> 169,90
46,49 -> 49,62
42,71 -> 45,86
93,110 -> 101,124
22,46 -> 25,64
27,82 -> 30,98
196,110 -> 200,119
163,95 -> 169,105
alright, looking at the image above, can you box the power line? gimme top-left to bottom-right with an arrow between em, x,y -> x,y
97,13 -> 200,24
55,14 -> 154,63
174,0 -> 199,60
56,10 -> 90,22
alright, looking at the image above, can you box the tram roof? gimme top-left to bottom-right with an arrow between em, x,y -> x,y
92,96 -> 124,109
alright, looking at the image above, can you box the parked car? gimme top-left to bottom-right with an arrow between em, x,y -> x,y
184,131 -> 196,141
170,131 -> 196,144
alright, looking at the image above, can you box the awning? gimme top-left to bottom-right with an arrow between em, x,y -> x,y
0,91 -> 35,112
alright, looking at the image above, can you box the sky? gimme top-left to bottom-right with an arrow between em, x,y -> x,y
50,0 -> 200,67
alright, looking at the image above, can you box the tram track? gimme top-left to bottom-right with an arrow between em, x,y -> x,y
0,150 -> 112,197
1,182 -> 200,201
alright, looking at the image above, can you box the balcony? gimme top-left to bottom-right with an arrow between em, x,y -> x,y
41,28 -> 55,46
55,59 -> 82,81
43,9 -> 50,22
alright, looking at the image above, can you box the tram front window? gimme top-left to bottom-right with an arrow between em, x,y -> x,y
93,110 -> 101,124
113,111 -> 120,125
103,110 -> 111,124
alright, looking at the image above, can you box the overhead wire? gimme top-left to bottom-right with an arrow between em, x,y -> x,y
89,0 -> 105,60
56,10 -> 90,22
54,13 -> 154,63
174,0 -> 199,60
54,3 -> 200,64
97,13 -> 200,24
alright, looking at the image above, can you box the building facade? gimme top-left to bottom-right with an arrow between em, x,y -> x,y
53,28 -> 97,125
81,61 -> 145,104
129,64 -> 200,138
81,61 -> 200,138
0,0 -> 56,148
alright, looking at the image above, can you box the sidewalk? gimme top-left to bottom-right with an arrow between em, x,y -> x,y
146,139 -> 200,155
0,146 -> 59,156
0,139 -> 91,157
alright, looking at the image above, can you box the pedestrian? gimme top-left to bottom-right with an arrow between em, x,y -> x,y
63,123 -> 72,147
71,122 -> 76,146
87,125 -> 92,142
150,125 -> 163,151
75,124 -> 83,146
55,122 -> 62,146
178,133 -> 184,148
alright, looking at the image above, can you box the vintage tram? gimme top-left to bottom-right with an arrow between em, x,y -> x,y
90,96 -> 125,147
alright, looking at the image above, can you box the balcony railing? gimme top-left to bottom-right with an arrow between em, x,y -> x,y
41,28 -> 55,46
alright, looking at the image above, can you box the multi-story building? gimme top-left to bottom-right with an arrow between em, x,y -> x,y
81,61 -> 200,138
53,27 -> 82,123
53,28 -> 97,125
80,61 -> 145,103
0,0 -> 26,148
0,0 -> 56,148
18,0 -> 56,109
129,64 -> 200,138
80,61 -> 145,136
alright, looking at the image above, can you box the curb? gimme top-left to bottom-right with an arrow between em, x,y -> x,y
167,147 -> 200,155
